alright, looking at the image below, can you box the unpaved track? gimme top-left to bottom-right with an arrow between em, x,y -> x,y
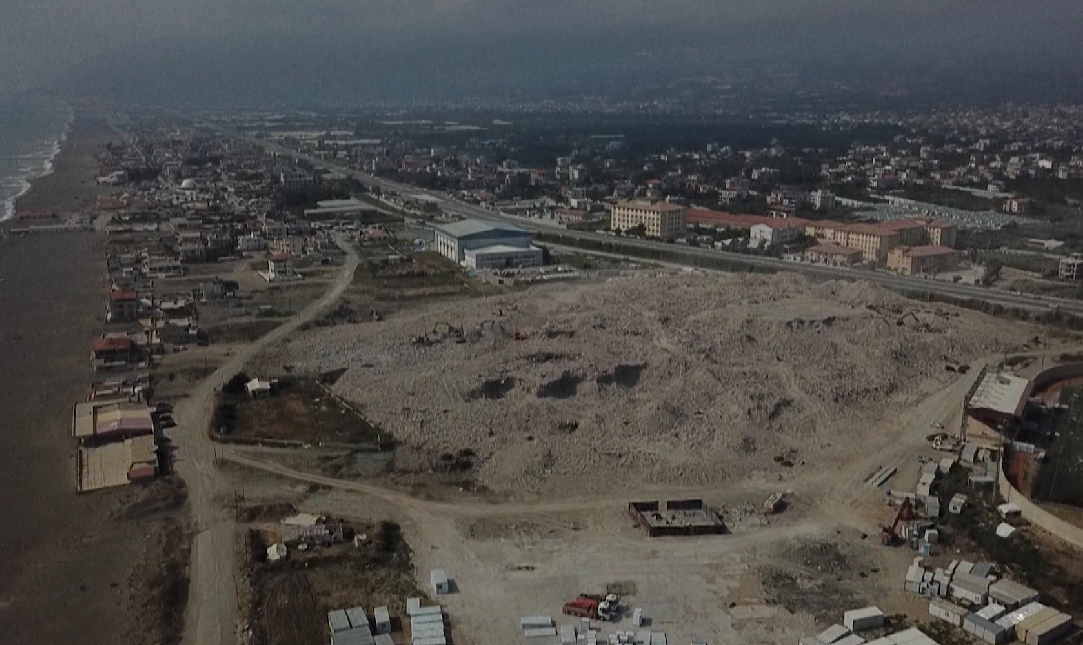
175,236 -> 359,645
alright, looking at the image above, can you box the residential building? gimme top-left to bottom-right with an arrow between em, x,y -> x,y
237,233 -> 266,252
107,290 -> 139,323
811,190 -> 836,211
806,221 -> 900,263
806,244 -> 864,266
886,246 -> 962,275
261,253 -> 302,282
1004,197 -> 1031,214
845,224 -> 900,263
750,220 -> 806,246
432,219 -> 537,263
91,337 -> 135,371
279,169 -> 314,190
923,219 -> 958,248
611,200 -> 687,239
882,219 -> 929,246
1059,254 -> 1083,280
143,256 -> 183,278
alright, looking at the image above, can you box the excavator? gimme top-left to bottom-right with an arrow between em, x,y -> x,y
880,497 -> 916,546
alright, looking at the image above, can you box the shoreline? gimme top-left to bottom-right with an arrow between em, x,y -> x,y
0,101 -> 73,222
8,108 -> 105,221
0,111 -> 149,645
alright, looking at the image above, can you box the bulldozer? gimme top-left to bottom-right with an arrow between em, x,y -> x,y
881,497 -> 916,546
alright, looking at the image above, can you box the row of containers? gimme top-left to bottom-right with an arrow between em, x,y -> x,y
929,599 -> 1075,645
519,616 -> 667,645
327,607 -> 392,645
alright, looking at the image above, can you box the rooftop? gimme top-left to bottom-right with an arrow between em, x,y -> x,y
967,372 -> 1031,418
433,218 -> 527,239
897,245 -> 958,258
616,199 -> 686,212
93,337 -> 132,352
109,290 -> 138,302
808,244 -> 863,256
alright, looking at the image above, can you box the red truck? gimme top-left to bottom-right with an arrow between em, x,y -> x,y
562,595 -> 618,620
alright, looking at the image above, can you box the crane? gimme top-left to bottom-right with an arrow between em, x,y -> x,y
881,497 -> 916,546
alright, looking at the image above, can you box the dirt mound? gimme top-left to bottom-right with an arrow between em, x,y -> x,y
265,272 -> 1031,493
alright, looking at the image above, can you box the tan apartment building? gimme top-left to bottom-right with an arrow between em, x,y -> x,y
805,220 -> 851,244
611,200 -> 687,239
805,244 -> 864,266
841,224 -> 900,263
886,246 -> 961,275
923,219 -> 957,247
806,217 -> 956,265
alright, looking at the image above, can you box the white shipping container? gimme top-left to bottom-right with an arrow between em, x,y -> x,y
561,625 -> 577,645
412,606 -> 443,618
412,638 -> 447,645
833,635 -> 865,645
889,628 -> 929,645
845,607 -> 885,633
930,599 -> 967,627
818,625 -> 851,644
524,628 -> 559,638
997,602 -> 1047,635
951,580 -> 988,605
977,604 -> 1007,621
522,617 -> 555,629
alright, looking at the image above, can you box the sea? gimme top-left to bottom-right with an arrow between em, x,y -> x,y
0,98 -> 73,222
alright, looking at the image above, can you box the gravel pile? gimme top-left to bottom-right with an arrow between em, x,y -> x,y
261,272 -> 1028,493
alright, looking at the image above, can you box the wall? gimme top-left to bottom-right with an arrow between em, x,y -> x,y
998,457 -> 1083,551
1030,362 -> 1083,393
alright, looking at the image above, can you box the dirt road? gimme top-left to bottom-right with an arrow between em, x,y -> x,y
174,236 -> 359,645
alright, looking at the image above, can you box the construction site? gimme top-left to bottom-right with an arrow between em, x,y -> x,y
256,271 -> 1032,493
207,261 -> 1083,645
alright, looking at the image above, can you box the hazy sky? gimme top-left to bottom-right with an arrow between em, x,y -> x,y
2,1 -> 1081,105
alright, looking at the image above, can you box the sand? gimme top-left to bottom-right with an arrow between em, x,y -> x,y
0,114 -> 157,645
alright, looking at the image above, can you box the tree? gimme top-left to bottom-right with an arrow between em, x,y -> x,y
982,260 -> 1004,286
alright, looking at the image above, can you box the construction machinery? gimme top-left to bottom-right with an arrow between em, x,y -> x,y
881,497 -> 916,546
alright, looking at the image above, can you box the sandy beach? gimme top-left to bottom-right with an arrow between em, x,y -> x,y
0,113 -> 177,645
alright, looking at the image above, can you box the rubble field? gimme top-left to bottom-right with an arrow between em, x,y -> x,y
260,272 -> 1032,493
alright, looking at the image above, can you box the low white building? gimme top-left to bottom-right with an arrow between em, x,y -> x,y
464,245 -> 543,270
750,221 -> 805,246
260,253 -> 302,282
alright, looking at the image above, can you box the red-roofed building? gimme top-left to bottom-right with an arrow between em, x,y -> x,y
687,208 -> 808,231
806,244 -> 864,266
91,337 -> 135,371
886,245 -> 962,275
107,290 -> 140,323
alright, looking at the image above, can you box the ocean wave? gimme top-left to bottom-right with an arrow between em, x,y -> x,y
0,105 -> 71,223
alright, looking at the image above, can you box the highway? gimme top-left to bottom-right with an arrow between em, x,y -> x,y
220,127 -> 1083,318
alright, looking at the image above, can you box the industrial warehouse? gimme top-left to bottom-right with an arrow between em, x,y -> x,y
432,218 -> 544,269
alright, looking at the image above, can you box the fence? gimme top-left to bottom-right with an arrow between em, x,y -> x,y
998,457 -> 1083,551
